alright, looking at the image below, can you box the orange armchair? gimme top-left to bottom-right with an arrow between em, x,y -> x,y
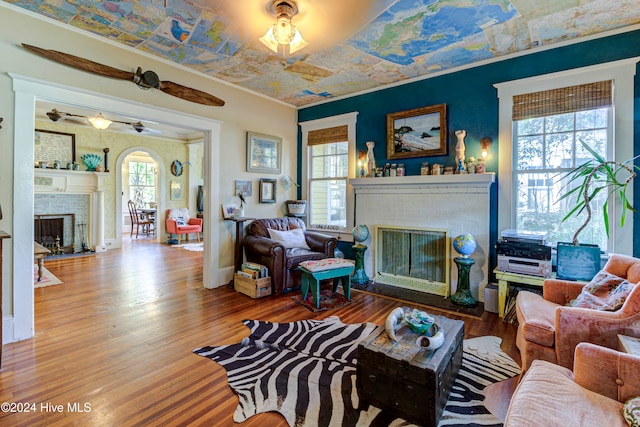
165,208 -> 202,244
516,254 -> 640,371
505,343 -> 640,427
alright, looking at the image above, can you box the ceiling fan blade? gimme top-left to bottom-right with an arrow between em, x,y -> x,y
159,80 -> 225,107
22,43 -> 134,82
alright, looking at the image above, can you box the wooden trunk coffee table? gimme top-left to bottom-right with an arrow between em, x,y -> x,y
357,314 -> 464,426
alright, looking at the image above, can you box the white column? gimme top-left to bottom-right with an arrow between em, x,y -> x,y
95,190 -> 107,252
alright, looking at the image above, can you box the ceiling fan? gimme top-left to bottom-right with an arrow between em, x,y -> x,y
22,43 -> 225,107
46,108 -> 161,135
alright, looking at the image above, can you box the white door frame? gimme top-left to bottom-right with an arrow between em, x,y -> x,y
10,74 -> 221,342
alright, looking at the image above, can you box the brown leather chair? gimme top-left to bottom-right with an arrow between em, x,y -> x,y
244,217 -> 337,294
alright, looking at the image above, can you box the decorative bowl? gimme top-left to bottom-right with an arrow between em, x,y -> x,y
404,309 -> 435,335
81,154 -> 102,171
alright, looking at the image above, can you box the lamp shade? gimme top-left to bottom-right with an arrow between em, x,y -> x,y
88,114 -> 112,130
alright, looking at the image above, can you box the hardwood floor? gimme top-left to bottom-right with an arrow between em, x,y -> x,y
0,237 -> 519,426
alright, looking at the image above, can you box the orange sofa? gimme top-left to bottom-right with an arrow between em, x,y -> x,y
505,342 -> 640,427
165,208 -> 202,244
515,253 -> 640,371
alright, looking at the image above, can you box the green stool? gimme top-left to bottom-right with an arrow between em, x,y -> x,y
298,265 -> 355,309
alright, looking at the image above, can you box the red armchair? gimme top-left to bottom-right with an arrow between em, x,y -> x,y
515,253 -> 640,371
165,208 -> 202,244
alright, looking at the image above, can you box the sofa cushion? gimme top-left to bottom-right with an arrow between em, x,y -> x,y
285,249 -> 325,270
247,217 -> 306,238
505,360 -> 626,427
268,228 -> 310,250
516,291 -> 556,348
568,271 -> 634,311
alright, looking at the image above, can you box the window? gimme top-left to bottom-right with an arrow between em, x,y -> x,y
300,112 -> 358,241
514,105 -> 610,248
309,141 -> 348,228
129,161 -> 156,207
495,59 -> 636,254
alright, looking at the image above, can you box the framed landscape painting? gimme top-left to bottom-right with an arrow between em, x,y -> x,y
386,104 -> 447,160
247,132 -> 281,174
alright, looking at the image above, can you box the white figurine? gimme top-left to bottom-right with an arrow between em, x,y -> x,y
366,141 -> 376,177
455,130 -> 466,173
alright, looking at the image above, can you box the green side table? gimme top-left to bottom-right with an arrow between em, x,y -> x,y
351,244 -> 369,285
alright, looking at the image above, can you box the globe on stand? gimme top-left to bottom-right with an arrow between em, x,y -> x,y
351,225 -> 369,285
352,224 -> 369,247
451,233 -> 478,307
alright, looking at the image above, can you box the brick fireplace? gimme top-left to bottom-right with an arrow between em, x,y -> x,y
350,173 -> 495,301
34,168 -> 108,253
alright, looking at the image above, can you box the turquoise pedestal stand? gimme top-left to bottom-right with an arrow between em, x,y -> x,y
351,244 -> 369,285
451,257 -> 477,307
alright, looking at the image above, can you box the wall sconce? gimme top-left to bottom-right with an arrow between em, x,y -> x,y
358,150 -> 367,178
480,137 -> 492,159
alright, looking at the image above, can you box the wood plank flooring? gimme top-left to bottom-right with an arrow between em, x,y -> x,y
0,237 -> 519,426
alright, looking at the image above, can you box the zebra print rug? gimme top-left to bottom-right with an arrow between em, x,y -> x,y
194,316 -> 520,426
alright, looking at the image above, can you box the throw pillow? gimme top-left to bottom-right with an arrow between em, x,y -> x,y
567,270 -> 634,311
623,396 -> 640,427
176,216 -> 186,226
267,228 -> 310,250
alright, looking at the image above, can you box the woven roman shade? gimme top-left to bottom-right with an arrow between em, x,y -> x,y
307,125 -> 348,146
512,80 -> 612,121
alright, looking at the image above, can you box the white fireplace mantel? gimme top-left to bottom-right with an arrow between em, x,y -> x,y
350,173 -> 495,301
34,168 -> 108,194
34,168 -> 109,252
349,173 -> 495,190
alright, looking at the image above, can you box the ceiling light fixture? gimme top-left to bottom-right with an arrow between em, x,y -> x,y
87,113 -> 112,130
259,0 -> 308,59
46,108 -> 147,133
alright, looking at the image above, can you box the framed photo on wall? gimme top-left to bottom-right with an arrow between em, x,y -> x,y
234,180 -> 253,197
34,129 -> 76,167
170,181 -> 185,201
259,178 -> 277,203
247,131 -> 281,174
386,104 -> 447,160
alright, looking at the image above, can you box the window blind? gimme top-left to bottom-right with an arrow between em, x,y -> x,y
307,125 -> 348,146
512,80 -> 612,121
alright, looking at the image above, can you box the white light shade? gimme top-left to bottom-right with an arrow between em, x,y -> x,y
88,114 -> 112,130
259,0 -> 307,55
288,28 -> 308,54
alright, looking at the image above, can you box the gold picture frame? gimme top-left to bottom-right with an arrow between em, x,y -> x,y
386,104 -> 447,160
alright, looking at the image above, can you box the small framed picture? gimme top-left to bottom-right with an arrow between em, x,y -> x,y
235,180 -> 252,197
170,181 -> 184,201
221,203 -> 238,219
247,131 -> 281,174
259,178 -> 277,203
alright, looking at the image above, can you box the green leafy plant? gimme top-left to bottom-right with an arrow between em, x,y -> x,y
560,140 -> 639,245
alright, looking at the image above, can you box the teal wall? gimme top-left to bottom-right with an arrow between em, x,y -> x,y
298,30 -> 640,261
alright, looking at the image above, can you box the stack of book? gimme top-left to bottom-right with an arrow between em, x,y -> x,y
237,262 -> 269,279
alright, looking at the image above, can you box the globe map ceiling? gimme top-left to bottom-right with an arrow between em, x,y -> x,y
5,0 -> 640,106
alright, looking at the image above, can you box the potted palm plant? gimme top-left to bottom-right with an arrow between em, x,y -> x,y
558,140 -> 638,280
561,141 -> 638,245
